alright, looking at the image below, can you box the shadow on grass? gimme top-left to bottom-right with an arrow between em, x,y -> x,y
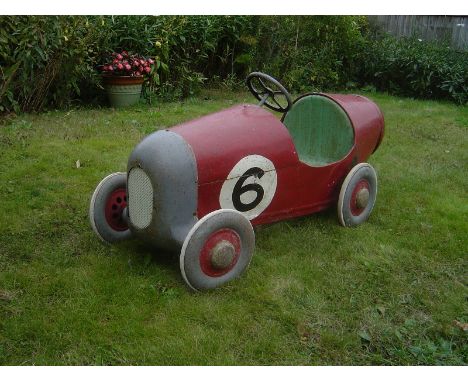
117,239 -> 181,279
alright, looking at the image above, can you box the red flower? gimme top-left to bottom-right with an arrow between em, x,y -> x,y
101,51 -> 156,78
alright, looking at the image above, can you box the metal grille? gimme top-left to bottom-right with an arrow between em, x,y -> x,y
128,167 -> 153,230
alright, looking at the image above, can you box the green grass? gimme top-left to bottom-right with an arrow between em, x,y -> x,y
0,89 -> 467,365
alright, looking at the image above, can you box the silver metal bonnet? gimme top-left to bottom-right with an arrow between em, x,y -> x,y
127,130 -> 198,251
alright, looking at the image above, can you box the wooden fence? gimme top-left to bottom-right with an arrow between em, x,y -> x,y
368,15 -> 468,50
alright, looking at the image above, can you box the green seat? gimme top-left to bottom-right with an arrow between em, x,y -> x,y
283,95 -> 354,167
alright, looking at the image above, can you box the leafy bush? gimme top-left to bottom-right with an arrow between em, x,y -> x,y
0,15 -> 256,112
152,16 -> 257,98
2,16 -> 465,114
354,36 -> 468,104
59,15 -> 256,99
0,16 -> 368,113
0,16 -> 112,113
250,16 -> 368,92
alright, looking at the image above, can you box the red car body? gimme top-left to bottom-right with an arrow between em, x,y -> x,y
173,93 -> 384,226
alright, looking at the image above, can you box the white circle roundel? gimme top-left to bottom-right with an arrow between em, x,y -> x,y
219,155 -> 277,220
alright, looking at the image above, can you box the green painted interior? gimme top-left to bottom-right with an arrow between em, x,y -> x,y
283,95 -> 354,167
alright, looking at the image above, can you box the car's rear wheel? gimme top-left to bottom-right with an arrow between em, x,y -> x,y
180,209 -> 255,291
89,172 -> 132,243
337,163 -> 377,227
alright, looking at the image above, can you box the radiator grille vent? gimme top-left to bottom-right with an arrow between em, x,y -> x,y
128,167 -> 153,230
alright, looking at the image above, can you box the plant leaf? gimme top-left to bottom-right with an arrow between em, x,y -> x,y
358,330 -> 371,342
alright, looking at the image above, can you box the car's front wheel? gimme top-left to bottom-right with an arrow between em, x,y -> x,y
89,172 -> 132,243
179,209 -> 255,291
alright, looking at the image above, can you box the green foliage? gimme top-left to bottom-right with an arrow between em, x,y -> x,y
355,36 -> 468,105
1,16 -> 466,113
153,16 -> 257,98
251,16 -> 368,92
0,16 -> 106,113
0,15 -> 257,112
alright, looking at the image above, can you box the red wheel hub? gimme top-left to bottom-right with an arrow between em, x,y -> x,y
104,188 -> 128,231
199,229 -> 241,277
350,179 -> 370,216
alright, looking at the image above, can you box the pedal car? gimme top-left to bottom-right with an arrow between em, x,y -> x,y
89,72 -> 385,291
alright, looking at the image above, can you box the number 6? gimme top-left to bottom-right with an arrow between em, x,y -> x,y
232,167 -> 265,212
219,155 -> 277,220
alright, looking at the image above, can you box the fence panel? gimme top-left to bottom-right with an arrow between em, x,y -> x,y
368,15 -> 467,50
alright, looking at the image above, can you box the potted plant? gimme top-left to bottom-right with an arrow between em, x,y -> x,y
99,51 -> 155,107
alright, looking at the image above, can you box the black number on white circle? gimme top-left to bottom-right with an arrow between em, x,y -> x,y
232,167 -> 265,212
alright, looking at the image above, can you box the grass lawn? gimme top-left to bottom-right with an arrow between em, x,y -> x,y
0,89 -> 466,365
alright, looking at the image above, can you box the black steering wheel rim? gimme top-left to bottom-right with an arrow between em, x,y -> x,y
246,72 -> 293,113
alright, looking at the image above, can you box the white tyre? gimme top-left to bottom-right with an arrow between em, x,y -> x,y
337,163 -> 377,227
180,209 -> 255,291
89,172 -> 132,243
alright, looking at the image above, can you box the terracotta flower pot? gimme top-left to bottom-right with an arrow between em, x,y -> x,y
102,75 -> 144,107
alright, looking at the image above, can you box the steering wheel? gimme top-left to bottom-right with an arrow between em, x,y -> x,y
246,72 -> 293,113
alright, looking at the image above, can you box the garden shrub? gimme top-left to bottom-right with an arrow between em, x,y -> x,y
251,16 -> 368,92
0,16 -> 107,113
1,16 -> 466,114
147,16 -> 257,98
0,15 -> 256,112
355,35 -> 468,105
0,16 -> 367,112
